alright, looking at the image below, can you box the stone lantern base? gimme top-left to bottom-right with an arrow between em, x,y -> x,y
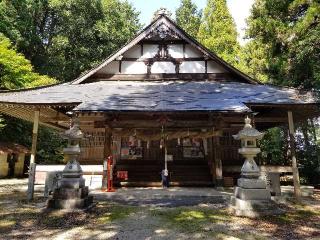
47,182 -> 93,209
47,160 -> 93,210
229,176 -> 283,218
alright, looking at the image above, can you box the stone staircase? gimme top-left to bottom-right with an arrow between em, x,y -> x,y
114,160 -> 213,187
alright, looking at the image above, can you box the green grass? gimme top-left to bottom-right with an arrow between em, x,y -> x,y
0,219 -> 16,232
0,186 -> 318,239
151,208 -> 230,235
267,205 -> 320,224
96,203 -> 139,223
150,207 -> 269,240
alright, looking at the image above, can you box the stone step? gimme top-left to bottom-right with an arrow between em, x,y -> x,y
117,181 -> 214,187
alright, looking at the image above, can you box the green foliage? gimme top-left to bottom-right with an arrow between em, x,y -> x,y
295,121 -> 320,185
197,0 -> 240,66
0,0 -> 141,82
259,123 -> 320,185
0,32 -> 61,164
0,34 -> 60,163
243,0 -> 320,185
259,127 -> 288,165
0,34 -> 56,89
36,127 -> 66,164
244,0 -> 320,89
175,0 -> 202,38
46,0 -> 141,81
239,40 -> 270,83
0,117 -> 32,147
0,116 -> 66,164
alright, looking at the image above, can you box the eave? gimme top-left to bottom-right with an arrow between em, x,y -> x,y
0,102 -> 77,130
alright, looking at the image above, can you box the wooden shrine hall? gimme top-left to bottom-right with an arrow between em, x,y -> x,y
0,12 -> 318,187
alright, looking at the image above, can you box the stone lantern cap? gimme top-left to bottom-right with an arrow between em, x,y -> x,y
233,117 -> 264,140
61,119 -> 84,141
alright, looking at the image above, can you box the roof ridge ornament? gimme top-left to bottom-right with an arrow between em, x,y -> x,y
233,116 -> 264,140
244,116 -> 252,129
153,8 -> 172,19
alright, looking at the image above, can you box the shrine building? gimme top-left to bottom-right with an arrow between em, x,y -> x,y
0,12 -> 318,188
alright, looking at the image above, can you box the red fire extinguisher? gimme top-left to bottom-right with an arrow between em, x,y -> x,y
105,156 -> 115,192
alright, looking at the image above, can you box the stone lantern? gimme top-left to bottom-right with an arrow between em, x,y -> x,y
229,117 -> 282,217
234,116 -> 264,180
47,118 -> 93,209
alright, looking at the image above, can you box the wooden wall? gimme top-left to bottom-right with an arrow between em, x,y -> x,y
220,130 -> 243,166
79,129 -> 105,164
0,153 -> 8,177
96,43 -> 228,75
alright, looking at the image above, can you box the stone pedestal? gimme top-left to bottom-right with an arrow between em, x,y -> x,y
47,160 -> 93,209
47,120 -> 93,210
48,186 -> 93,209
230,176 -> 283,217
230,117 -> 283,218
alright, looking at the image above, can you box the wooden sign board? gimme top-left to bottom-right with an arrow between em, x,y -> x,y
117,171 -> 128,180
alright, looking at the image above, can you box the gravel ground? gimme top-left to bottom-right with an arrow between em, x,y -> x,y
0,178 -> 319,240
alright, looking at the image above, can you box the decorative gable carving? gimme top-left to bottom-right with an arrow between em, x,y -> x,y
146,23 -> 180,40
143,43 -> 181,74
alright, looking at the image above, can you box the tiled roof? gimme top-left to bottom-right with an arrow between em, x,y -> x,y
0,81 -> 316,112
0,143 -> 30,154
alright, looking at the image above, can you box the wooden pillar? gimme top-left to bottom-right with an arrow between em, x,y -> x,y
30,110 -> 40,164
207,137 -> 215,180
213,136 -> 223,187
288,111 -> 301,199
27,110 -> 40,201
102,127 -> 112,189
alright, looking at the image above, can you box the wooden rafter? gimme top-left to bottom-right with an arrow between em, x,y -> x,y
0,104 -> 71,130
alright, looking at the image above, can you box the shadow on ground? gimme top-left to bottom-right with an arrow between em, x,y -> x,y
0,180 -> 319,240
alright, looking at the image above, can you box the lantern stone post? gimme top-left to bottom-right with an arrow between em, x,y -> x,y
229,117 -> 283,218
47,119 -> 93,209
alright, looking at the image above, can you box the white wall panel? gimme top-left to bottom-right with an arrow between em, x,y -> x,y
123,45 -> 141,58
168,44 -> 183,58
207,61 -> 227,73
185,44 -> 203,58
97,61 -> 119,74
180,61 -> 205,73
142,44 -> 158,58
151,62 -> 176,73
122,61 -> 147,74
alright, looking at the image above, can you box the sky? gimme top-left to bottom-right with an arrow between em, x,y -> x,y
129,0 -> 255,44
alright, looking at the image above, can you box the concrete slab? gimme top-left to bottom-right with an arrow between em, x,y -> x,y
90,187 -> 231,207
92,187 -> 229,198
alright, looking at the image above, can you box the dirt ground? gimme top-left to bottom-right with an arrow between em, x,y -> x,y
0,179 -> 319,240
